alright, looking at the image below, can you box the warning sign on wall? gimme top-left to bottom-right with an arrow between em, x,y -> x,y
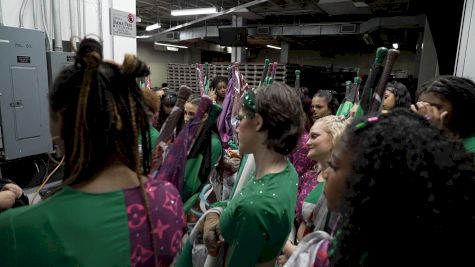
110,8 -> 136,38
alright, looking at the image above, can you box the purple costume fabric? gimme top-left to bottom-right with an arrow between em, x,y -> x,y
153,96 -> 213,192
296,170 -> 319,223
289,132 -> 315,177
125,179 -> 185,267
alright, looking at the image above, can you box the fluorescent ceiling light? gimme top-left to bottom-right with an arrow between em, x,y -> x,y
166,46 -> 179,51
146,23 -> 161,31
136,35 -> 152,39
267,44 -> 281,50
171,7 -> 218,16
392,43 -> 399,49
155,42 -> 188,49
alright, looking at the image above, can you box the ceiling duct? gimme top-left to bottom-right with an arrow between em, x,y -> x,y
360,15 -> 425,33
340,24 -> 357,33
165,32 -> 180,41
256,26 -> 271,35
157,16 -> 423,42
317,0 -> 371,16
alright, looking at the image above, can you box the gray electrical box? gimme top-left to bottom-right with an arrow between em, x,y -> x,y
46,51 -> 75,87
0,26 -> 51,160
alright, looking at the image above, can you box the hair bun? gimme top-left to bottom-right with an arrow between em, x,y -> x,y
121,54 -> 150,78
76,38 -> 103,69
177,85 -> 192,101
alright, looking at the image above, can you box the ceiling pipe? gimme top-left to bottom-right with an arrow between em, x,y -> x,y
32,0 -> 38,29
77,0 -> 82,38
52,0 -> 63,51
19,0 -> 28,28
0,0 -> 4,26
153,0 -> 269,36
41,0 -> 51,51
98,0 -> 103,41
69,0 -> 76,40
82,0 -> 87,38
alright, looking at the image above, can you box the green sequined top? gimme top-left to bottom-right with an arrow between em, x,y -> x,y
219,160 -> 298,267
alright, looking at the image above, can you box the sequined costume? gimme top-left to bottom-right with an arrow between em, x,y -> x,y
219,160 -> 298,266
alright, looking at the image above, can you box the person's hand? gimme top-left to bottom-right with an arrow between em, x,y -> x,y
411,102 -> 448,129
207,89 -> 217,102
200,212 -> 223,255
156,89 -> 165,98
3,183 -> 22,198
277,254 -> 289,267
0,190 -> 16,209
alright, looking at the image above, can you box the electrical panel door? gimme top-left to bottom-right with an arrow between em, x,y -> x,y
0,26 -> 51,160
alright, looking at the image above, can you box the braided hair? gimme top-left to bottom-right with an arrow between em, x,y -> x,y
50,38 -> 151,183
50,38 -> 160,262
330,109 -> 475,266
416,75 -> 475,138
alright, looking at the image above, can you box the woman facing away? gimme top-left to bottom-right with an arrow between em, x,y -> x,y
0,38 -> 185,266
198,82 -> 306,267
286,109 -> 475,266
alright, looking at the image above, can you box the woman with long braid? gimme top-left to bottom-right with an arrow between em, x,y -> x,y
0,38 -> 185,266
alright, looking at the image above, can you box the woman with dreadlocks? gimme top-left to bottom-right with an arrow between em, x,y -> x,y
0,38 -> 185,266
411,75 -> 475,153
285,109 -> 475,266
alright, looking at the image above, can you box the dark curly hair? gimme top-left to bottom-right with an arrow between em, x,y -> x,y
211,76 -> 228,90
330,109 -> 475,266
297,87 -> 313,131
385,81 -> 412,108
416,75 -> 475,138
313,90 -> 340,115
155,90 -> 177,130
243,82 -> 305,155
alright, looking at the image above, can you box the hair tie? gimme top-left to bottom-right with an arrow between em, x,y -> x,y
354,116 -> 380,131
242,90 -> 256,112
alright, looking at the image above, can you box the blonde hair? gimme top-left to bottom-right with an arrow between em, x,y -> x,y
312,115 -> 348,147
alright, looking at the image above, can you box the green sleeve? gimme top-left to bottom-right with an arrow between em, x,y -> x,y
174,239 -> 194,267
0,214 -> 15,265
228,154 -> 248,198
149,126 -> 160,151
181,156 -> 203,203
210,200 -> 228,208
210,133 -> 223,167
222,203 -> 265,267
463,136 -> 475,154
